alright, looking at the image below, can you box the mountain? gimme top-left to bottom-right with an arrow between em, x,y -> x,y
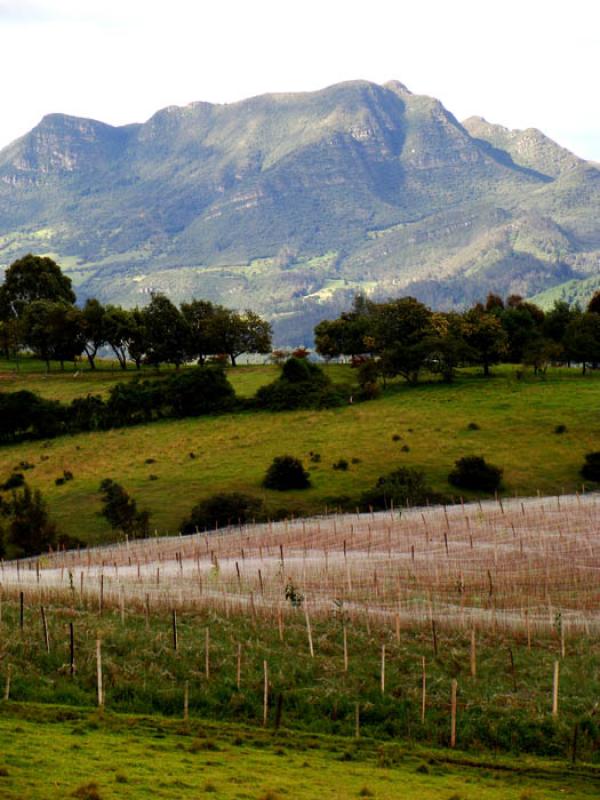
0,80 -> 598,343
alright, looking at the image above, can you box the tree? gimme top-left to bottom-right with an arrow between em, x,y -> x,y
542,300 -> 576,352
314,296 -> 374,359
142,293 -> 190,369
21,300 -> 86,370
0,254 -> 75,320
104,306 -> 134,369
81,298 -> 108,370
371,297 -> 435,383
425,312 -> 474,383
462,306 -> 507,376
181,299 -> 220,364
587,291 -> 600,315
210,308 -> 272,366
564,312 -> 600,373
6,483 -> 58,557
98,479 -> 150,538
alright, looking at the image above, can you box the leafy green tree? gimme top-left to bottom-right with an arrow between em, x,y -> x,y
142,293 -> 190,369
21,300 -> 86,370
181,299 -> 220,364
543,300 -> 576,348
587,291 -> 600,315
6,483 -> 58,557
462,306 -> 507,376
564,312 -> 600,373
314,296 -> 374,358
500,301 -> 545,363
425,312 -> 474,383
98,479 -> 150,539
81,298 -> 108,370
210,308 -> 272,366
0,254 -> 75,320
104,306 -> 135,369
371,297 -> 434,383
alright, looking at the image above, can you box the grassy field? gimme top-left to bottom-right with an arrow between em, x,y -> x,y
0,360 -> 599,542
2,704 -> 598,800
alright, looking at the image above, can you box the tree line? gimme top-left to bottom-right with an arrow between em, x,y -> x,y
315,291 -> 600,383
0,254 -> 272,370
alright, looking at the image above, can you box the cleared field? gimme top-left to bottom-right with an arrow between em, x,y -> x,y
0,364 -> 599,543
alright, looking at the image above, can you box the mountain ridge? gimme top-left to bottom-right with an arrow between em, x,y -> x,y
0,80 -> 598,343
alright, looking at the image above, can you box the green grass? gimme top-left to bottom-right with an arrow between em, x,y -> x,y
1,361 -> 599,543
1,704 -> 597,800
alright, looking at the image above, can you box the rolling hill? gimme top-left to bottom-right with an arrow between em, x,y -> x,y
0,79 -> 598,342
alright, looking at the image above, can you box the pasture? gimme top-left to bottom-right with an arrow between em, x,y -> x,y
0,360 -> 599,542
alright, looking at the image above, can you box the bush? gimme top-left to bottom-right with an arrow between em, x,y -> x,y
255,358 -> 345,411
165,366 -> 235,417
554,424 -> 567,434
181,492 -> 265,533
5,483 -> 58,557
362,467 -> 437,510
448,456 -> 503,492
98,479 -> 150,538
332,459 -> 349,471
263,456 -> 311,490
581,452 -> 600,482
1,472 -> 25,491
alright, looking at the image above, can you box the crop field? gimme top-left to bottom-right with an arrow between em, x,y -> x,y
1,496 -> 600,763
0,361 -> 599,543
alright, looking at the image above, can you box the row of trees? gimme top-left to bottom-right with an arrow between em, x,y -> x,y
0,255 -> 272,369
315,292 -> 600,382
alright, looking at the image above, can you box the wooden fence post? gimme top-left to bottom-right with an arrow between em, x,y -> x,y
263,660 -> 269,726
172,610 -> 178,651
236,643 -> 242,690
183,680 -> 189,722
96,639 -> 104,708
40,606 -> 50,654
552,660 -> 559,717
205,628 -> 210,679
381,644 -> 386,696
421,657 -> 426,724
450,679 -> 458,748
343,623 -> 348,673
470,628 -> 476,678
69,622 -> 75,676
3,665 -> 11,701
304,603 -> 314,658
355,702 -> 360,738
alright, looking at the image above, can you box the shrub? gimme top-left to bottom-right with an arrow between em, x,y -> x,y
165,366 -> 235,417
5,483 -> 58,557
362,467 -> 437,510
581,452 -> 600,482
554,424 -> 567,434
1,473 -> 25,491
449,456 -> 503,492
98,479 -> 150,538
263,456 -> 311,490
332,459 -> 349,471
255,358 -> 345,411
467,422 -> 480,431
181,493 -> 265,533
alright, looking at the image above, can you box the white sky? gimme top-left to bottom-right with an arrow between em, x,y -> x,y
1,0 -> 598,160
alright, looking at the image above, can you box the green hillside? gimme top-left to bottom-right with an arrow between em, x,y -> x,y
1,361 -> 599,544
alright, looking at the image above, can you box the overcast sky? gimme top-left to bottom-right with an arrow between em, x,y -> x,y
1,0 -> 598,160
